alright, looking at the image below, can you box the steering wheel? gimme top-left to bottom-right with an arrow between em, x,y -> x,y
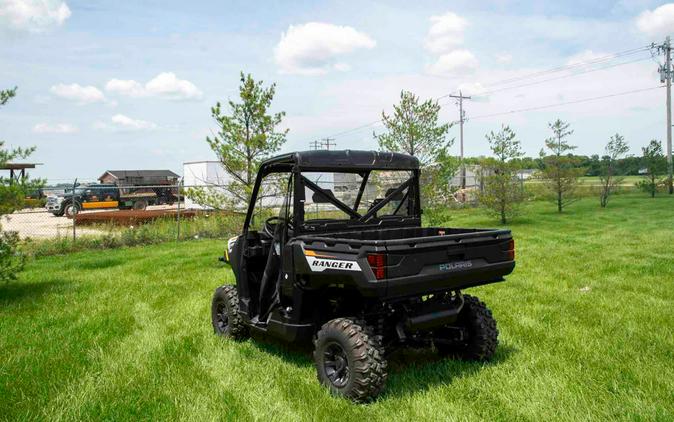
262,216 -> 280,238
262,215 -> 294,238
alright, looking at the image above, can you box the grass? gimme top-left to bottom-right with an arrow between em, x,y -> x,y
19,213 -> 244,257
1,193 -> 673,421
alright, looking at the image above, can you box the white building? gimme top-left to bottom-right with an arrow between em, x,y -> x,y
182,161 -> 230,210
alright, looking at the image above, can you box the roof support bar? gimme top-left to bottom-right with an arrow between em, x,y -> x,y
301,176 -> 361,219
359,177 -> 413,223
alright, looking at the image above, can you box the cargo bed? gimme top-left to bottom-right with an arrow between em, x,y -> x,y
295,226 -> 515,299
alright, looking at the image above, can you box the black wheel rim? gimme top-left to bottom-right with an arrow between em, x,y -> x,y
323,341 -> 350,388
215,302 -> 229,333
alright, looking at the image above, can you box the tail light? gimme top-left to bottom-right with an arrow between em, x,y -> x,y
367,253 -> 387,280
507,239 -> 515,261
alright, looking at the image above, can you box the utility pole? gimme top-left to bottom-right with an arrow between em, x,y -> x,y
657,37 -> 673,194
666,36 -> 673,194
310,140 -> 321,150
321,138 -> 336,150
449,91 -> 471,189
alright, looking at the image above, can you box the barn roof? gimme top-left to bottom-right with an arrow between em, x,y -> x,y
99,170 -> 180,181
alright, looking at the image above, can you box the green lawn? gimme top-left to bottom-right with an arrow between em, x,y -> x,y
2,194 -> 673,421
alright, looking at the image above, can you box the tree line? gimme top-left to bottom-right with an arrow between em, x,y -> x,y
193,73 -> 669,224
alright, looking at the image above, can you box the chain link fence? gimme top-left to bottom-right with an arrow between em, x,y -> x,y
1,180 -> 245,256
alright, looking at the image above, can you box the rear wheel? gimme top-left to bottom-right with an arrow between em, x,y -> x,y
314,318 -> 387,402
133,200 -> 148,210
64,202 -> 80,218
211,285 -> 248,340
435,294 -> 498,361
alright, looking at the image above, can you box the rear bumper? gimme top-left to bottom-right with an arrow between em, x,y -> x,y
384,260 -> 515,299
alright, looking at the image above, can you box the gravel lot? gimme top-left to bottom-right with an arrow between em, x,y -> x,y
1,205 -> 180,239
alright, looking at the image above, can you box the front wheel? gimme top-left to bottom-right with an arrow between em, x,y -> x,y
435,294 -> 498,361
211,285 -> 249,340
314,318 -> 388,403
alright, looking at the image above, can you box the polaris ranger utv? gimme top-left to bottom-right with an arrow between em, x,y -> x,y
211,150 -> 515,402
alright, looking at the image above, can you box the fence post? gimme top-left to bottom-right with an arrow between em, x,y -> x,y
72,179 -> 77,243
176,179 -> 182,241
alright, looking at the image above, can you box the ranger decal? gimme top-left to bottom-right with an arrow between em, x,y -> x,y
304,250 -> 361,272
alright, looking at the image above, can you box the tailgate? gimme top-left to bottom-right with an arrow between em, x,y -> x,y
383,229 -> 515,298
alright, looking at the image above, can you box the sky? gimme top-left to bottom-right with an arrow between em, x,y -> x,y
1,0 -> 673,182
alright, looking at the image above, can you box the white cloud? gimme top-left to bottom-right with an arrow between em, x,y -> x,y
457,82 -> 487,97
50,83 -> 106,104
425,12 -> 468,54
145,72 -> 202,100
32,122 -> 78,134
274,22 -> 376,75
111,114 -> 157,130
424,11 -> 477,76
426,49 -> 478,75
0,0 -> 70,33
105,79 -> 145,97
104,72 -> 202,101
94,114 -> 157,131
636,3 -> 674,37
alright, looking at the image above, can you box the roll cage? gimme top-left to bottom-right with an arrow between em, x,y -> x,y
243,150 -> 422,234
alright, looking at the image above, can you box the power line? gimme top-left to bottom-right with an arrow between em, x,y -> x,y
482,46 -> 651,86
435,45 -> 652,100
457,85 -> 664,123
472,56 -> 653,98
308,44 -> 657,142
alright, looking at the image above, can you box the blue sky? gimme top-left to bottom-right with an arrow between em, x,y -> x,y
1,0 -> 673,182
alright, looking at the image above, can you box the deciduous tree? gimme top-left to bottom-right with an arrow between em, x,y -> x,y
0,87 -> 36,282
599,134 -> 629,208
374,90 -> 453,166
539,119 -> 583,212
190,73 -> 288,209
477,125 -> 525,224
637,140 -> 666,198
375,90 -> 454,208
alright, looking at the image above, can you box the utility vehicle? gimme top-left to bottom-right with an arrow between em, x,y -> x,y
211,150 -> 515,402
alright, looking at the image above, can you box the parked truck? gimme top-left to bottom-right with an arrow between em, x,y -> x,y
211,150 -> 516,402
46,183 -> 177,217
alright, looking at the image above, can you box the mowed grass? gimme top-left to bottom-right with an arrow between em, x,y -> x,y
1,193 -> 673,421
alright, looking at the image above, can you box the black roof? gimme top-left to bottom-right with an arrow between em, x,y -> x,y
100,170 -> 180,180
260,150 -> 419,174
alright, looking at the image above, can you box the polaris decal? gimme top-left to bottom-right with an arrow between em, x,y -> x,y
307,257 -> 362,272
439,261 -> 473,271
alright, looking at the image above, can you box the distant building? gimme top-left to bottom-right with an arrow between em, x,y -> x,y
182,161 -> 230,210
517,169 -> 537,180
99,170 -> 179,185
450,165 -> 482,188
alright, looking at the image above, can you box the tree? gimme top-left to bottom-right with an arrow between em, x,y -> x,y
637,140 -> 666,198
422,150 -> 460,209
539,119 -> 583,212
599,134 -> 629,208
191,72 -> 287,209
1,87 -> 36,282
375,91 -> 454,209
477,125 -> 525,224
374,90 -> 453,166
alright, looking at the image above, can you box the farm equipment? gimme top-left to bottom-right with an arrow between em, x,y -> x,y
211,150 -> 516,402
